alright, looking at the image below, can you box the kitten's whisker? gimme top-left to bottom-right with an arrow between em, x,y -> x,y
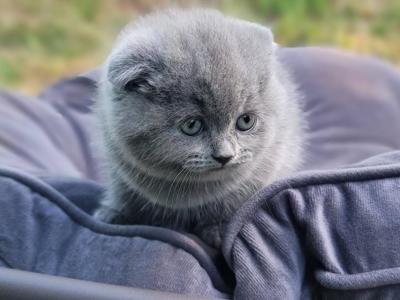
166,166 -> 187,208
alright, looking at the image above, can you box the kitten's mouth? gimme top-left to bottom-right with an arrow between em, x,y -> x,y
180,155 -> 254,181
186,162 -> 241,177
208,164 -> 234,171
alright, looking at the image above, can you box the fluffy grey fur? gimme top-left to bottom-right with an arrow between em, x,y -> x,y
93,8 -> 304,248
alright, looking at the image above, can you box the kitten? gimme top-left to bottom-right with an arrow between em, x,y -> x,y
93,8 -> 304,248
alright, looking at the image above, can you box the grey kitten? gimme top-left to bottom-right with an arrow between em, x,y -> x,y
93,8 -> 304,248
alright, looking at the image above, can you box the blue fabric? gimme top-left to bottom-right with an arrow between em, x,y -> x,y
0,167 -> 230,298
2,152 -> 400,298
223,151 -> 400,299
1,47 -> 400,299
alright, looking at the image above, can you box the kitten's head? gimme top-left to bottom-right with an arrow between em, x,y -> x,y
98,9 -> 302,205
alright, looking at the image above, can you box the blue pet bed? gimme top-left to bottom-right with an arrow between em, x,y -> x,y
1,47 -> 400,299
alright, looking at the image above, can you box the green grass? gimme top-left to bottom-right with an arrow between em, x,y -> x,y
1,0 -> 399,94
0,0 -> 135,93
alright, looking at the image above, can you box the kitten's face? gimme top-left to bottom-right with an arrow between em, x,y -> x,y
101,10 -> 281,186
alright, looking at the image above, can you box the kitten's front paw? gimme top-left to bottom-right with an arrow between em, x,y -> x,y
93,206 -> 124,224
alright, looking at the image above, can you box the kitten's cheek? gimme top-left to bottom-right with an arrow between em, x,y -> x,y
264,125 -> 277,144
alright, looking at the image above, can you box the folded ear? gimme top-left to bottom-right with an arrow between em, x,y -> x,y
257,25 -> 274,45
232,18 -> 276,55
122,70 -> 151,92
106,45 -> 164,94
251,24 -> 276,54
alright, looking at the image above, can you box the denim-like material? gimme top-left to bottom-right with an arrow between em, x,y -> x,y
223,151 -> 400,299
0,168 -> 231,298
2,153 -> 400,298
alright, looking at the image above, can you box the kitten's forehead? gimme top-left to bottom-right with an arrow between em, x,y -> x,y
159,61 -> 253,118
191,77 -> 240,121
155,30 -> 266,116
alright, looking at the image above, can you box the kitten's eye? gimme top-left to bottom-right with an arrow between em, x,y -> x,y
236,113 -> 256,131
180,118 -> 203,136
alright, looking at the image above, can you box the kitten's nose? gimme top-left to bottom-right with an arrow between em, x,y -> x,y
212,154 -> 233,166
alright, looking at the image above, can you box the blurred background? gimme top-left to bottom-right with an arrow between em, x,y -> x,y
0,0 -> 399,95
